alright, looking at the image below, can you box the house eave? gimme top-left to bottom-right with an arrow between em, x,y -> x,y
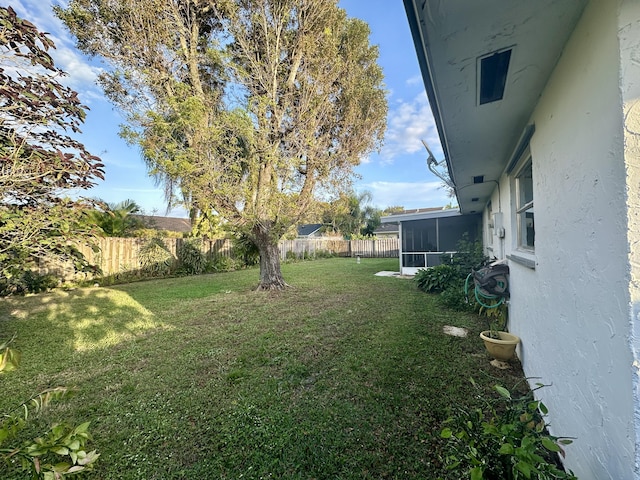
403,0 -> 588,214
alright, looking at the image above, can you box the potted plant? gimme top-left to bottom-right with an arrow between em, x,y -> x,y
478,301 -> 520,361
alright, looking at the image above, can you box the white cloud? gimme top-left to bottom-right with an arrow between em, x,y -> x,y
54,45 -> 103,89
380,92 -> 443,164
406,75 -> 423,86
358,180 -> 454,210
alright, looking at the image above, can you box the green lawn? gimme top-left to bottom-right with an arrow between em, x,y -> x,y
0,258 -> 526,479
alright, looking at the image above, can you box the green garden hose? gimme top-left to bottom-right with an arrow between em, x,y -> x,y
464,272 -> 505,309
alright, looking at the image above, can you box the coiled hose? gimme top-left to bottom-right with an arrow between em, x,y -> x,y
464,272 -> 505,309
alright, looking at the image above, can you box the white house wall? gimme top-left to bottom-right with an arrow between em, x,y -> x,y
484,0 -> 639,477
621,0 -> 640,477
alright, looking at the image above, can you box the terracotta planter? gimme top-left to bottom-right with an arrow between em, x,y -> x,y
480,331 -> 520,361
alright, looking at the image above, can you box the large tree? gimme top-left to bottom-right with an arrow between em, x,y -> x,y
57,0 -> 387,289
0,6 -> 104,290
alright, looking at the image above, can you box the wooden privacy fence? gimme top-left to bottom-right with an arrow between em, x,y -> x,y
43,237 -> 399,278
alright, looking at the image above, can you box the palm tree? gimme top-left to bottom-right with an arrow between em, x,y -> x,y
323,191 -> 379,238
87,199 -> 144,237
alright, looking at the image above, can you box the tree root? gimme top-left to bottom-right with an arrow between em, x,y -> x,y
255,281 -> 292,291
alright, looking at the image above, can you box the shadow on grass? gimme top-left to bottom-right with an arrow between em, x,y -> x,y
0,288 -> 165,352
0,286 -> 172,407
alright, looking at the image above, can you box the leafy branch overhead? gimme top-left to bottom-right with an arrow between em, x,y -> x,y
0,6 -> 104,292
0,7 -> 104,204
56,0 -> 387,289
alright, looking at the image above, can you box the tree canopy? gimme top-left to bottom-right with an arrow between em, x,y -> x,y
57,0 -> 387,289
0,6 -> 104,292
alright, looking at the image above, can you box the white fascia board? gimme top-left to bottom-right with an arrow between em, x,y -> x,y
380,209 -> 462,223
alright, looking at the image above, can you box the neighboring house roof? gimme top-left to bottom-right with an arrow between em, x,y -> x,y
297,223 -> 323,237
403,0 -> 588,213
380,207 -> 461,223
373,223 -> 399,235
134,215 -> 192,233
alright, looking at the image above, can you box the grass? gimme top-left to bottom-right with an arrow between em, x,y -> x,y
0,258 -> 526,479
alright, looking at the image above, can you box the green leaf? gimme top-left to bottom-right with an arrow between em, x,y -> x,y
515,460 -> 533,479
521,435 -> 535,449
542,437 -> 561,452
495,385 -> 511,399
441,427 -> 453,439
26,446 -> 47,456
470,466 -> 484,480
78,450 -> 100,466
73,421 -> 91,434
52,461 -> 72,472
499,443 -> 515,454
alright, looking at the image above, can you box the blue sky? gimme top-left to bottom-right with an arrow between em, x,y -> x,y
11,0 -> 450,217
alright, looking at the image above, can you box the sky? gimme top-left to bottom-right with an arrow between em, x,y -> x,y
10,0 -> 450,218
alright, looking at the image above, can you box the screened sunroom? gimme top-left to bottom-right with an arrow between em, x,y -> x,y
381,209 -> 482,275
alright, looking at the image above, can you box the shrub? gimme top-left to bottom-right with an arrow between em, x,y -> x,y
211,255 -> 238,272
0,337 -> 99,478
22,271 -> 58,293
439,284 -> 473,312
285,250 -> 299,262
415,264 -> 459,293
138,237 -> 174,275
441,383 -> 576,480
413,234 -> 490,312
177,239 -> 207,275
446,232 -> 488,277
0,270 -> 58,297
232,234 -> 260,267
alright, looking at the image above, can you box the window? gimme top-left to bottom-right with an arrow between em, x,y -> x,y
515,158 -> 534,249
486,201 -> 494,247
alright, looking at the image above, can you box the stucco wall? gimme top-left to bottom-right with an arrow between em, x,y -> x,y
485,0 -> 639,477
620,0 -> 640,477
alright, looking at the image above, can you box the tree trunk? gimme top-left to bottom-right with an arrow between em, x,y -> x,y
254,229 -> 288,290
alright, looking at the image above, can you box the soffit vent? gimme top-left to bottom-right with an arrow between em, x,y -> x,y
478,48 -> 512,105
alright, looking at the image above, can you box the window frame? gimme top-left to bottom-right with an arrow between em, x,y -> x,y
514,152 -> 534,251
486,201 -> 494,247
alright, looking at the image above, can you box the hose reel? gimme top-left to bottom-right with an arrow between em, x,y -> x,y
465,260 -> 509,308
